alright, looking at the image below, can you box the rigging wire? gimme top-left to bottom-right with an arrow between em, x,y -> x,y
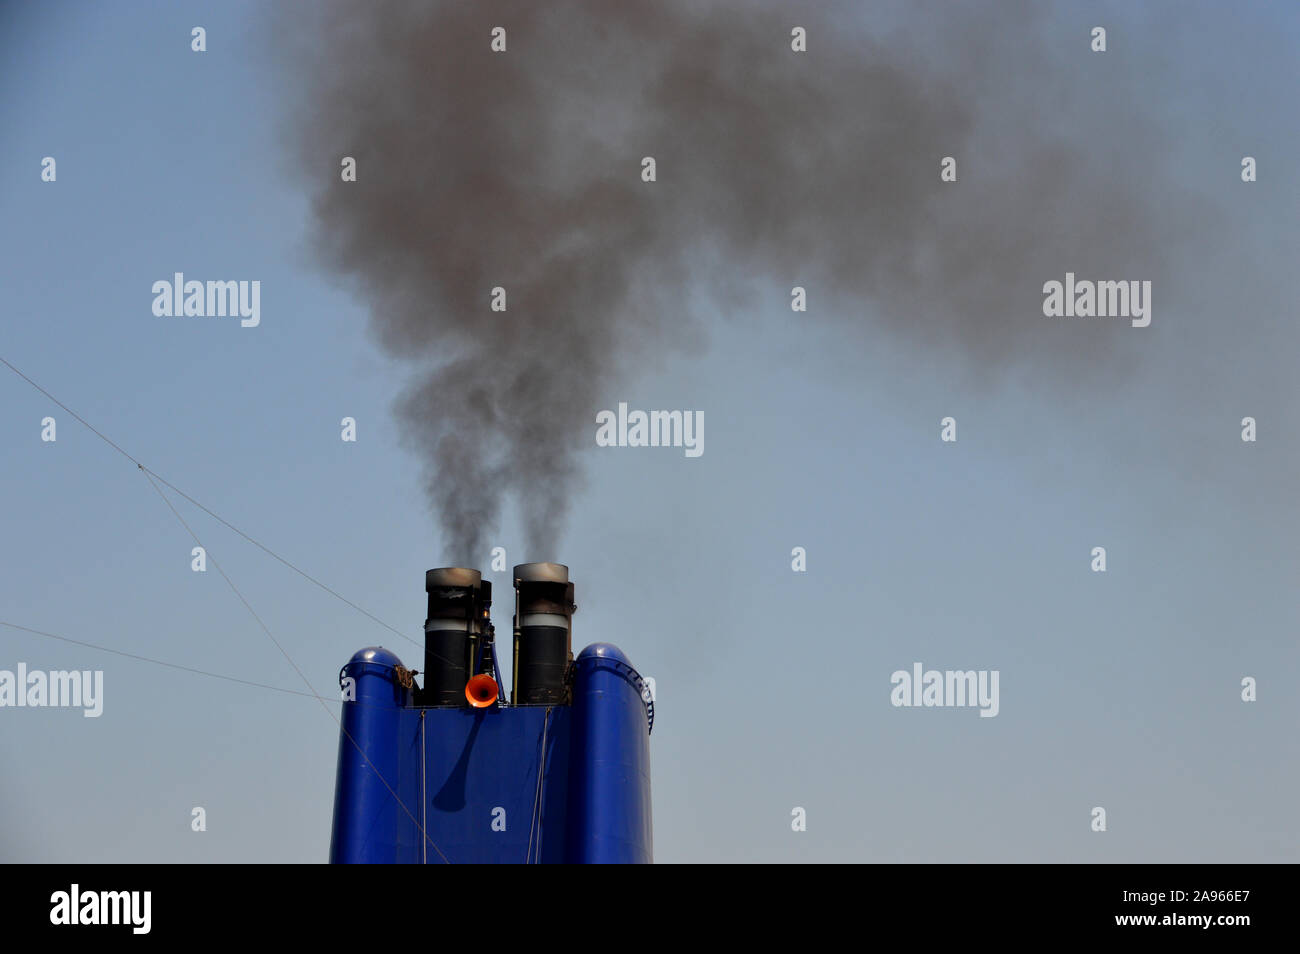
0,618 -> 327,701
0,355 -> 452,863
0,620 -> 424,713
140,465 -> 451,863
0,354 -> 421,652
525,706 -> 552,864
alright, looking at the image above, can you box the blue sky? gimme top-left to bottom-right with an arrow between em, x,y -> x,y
1,0 -> 1296,862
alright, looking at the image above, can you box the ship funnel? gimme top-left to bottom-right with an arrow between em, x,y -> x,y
511,562 -> 575,705
424,567 -> 490,706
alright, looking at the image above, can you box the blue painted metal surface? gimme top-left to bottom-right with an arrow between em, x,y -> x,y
329,642 -> 652,863
566,643 -> 654,863
328,647 -> 415,864
405,706 -> 570,863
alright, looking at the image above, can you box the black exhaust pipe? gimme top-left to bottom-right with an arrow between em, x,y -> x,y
512,562 -> 575,705
423,567 -> 489,706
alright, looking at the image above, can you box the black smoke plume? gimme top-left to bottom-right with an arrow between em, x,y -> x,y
286,0 -> 1201,562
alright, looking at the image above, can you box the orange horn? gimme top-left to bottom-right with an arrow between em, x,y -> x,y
465,673 -> 499,708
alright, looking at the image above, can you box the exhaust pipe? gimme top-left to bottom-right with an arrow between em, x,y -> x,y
423,567 -> 488,707
512,562 -> 575,705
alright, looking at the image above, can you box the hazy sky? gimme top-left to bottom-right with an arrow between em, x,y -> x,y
1,0 -> 1296,863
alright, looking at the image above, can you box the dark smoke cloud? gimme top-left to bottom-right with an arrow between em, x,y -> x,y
285,0 -> 1204,563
